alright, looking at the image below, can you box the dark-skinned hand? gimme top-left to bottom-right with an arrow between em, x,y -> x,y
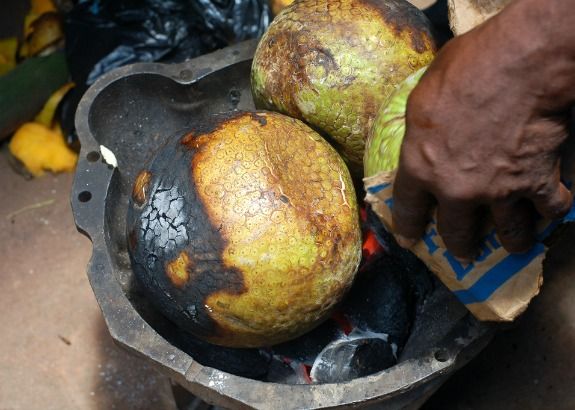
392,0 -> 575,262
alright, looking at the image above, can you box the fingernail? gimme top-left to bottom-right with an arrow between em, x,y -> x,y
395,234 -> 417,249
454,256 -> 472,265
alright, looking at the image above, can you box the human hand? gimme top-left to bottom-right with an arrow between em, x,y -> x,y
391,1 -> 574,261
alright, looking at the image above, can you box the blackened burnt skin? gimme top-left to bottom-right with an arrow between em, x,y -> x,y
127,130 -> 246,342
127,111 -> 362,348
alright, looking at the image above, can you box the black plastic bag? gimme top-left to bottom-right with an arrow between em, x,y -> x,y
59,0 -> 269,145
64,0 -> 270,86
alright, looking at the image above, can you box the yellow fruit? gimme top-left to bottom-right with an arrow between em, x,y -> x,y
9,122 -> 77,176
127,111 -> 362,348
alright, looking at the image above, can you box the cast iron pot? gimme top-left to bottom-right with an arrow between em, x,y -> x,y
71,40 -> 493,410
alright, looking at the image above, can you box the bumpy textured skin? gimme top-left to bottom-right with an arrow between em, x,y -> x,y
270,0 -> 295,16
251,0 -> 436,174
127,111 -> 362,348
364,66 -> 426,177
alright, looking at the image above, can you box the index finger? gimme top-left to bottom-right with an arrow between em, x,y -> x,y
391,165 -> 433,247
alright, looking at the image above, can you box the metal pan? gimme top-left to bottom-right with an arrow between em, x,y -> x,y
71,40 -> 493,409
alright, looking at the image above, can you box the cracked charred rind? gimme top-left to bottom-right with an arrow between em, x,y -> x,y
127,130 -> 246,343
127,111 -> 362,348
251,0 -> 437,175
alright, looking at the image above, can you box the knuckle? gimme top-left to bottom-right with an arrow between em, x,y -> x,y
531,180 -> 553,199
531,184 -> 572,218
485,176 -> 526,202
397,156 -> 434,191
440,184 -> 478,204
399,156 -> 427,182
546,196 -> 572,219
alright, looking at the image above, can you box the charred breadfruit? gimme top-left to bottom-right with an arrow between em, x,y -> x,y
127,111 -> 362,348
251,0 -> 436,175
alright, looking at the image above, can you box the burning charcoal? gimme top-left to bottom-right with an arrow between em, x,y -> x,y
399,282 -> 469,361
342,254 -> 412,347
266,356 -> 312,384
366,206 -> 434,307
176,333 -> 271,379
266,358 -> 299,384
310,330 -> 396,383
271,320 -> 341,365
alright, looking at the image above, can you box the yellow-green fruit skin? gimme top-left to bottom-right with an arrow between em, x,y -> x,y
364,66 -> 426,177
251,0 -> 436,174
127,111 -> 362,348
270,0 -> 294,16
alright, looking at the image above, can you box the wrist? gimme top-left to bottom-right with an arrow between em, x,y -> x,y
484,0 -> 575,110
